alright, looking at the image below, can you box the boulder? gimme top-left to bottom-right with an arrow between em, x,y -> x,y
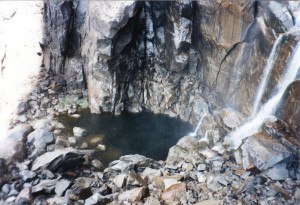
32,179 -> 58,193
104,154 -> 162,179
27,129 -> 54,158
31,148 -> 85,171
166,136 -> 205,166
73,127 -> 88,137
241,132 -> 292,170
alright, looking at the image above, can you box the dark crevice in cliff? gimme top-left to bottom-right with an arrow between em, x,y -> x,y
213,42 -> 241,88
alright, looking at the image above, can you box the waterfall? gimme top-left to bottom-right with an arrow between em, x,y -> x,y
251,35 -> 283,117
225,39 -> 300,150
189,114 -> 206,137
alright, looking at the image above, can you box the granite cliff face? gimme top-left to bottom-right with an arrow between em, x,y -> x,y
42,0 -> 300,126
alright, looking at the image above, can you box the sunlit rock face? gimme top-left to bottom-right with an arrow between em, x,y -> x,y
276,81 -> 300,133
42,0 -> 300,124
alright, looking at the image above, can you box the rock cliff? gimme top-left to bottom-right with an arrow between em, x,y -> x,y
42,0 -> 300,126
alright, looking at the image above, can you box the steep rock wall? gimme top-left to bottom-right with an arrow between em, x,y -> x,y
42,0 -> 300,126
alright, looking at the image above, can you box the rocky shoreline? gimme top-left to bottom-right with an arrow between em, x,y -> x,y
0,70 -> 299,205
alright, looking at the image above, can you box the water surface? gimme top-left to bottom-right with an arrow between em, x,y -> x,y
59,109 -> 192,166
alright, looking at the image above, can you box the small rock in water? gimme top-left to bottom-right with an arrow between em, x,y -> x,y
68,137 -> 77,144
70,114 -> 81,118
80,142 -> 88,149
96,144 -> 106,151
73,127 -> 88,137
91,159 -> 103,170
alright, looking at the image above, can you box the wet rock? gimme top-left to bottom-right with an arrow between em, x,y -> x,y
118,186 -> 148,203
73,127 -> 88,137
241,132 -> 292,170
166,136 -> 205,166
55,179 -> 71,197
266,1 -> 293,33
218,108 -> 244,129
161,183 -> 186,204
31,148 -> 85,171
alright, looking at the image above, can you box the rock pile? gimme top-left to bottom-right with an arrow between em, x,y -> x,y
0,70 -> 300,205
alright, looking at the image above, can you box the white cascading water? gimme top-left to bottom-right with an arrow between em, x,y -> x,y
251,35 -> 283,117
225,39 -> 300,150
189,114 -> 206,137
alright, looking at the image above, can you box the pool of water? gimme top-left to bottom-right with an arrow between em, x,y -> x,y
58,109 -> 192,166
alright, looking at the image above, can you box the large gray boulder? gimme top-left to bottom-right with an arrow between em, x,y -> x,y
166,136 -> 205,166
241,132 -> 292,170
